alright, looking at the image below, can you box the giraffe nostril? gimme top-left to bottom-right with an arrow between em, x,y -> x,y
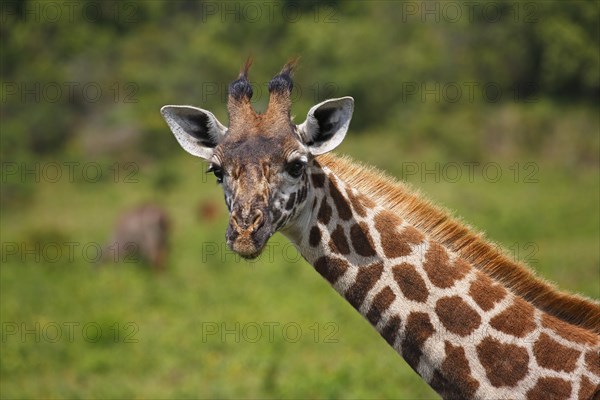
231,208 -> 265,232
251,210 -> 264,231
231,212 -> 241,230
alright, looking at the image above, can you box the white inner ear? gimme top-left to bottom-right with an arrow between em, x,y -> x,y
328,109 -> 343,126
160,105 -> 227,161
299,96 -> 354,155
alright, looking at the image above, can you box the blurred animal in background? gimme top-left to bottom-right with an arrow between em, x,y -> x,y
98,203 -> 170,271
196,199 -> 222,223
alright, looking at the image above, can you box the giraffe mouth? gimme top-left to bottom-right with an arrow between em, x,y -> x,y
226,217 -> 273,260
231,241 -> 262,259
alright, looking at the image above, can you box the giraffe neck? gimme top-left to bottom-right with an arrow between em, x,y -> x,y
281,163 -> 600,400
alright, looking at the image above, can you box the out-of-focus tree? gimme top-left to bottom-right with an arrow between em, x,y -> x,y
1,0 -> 597,159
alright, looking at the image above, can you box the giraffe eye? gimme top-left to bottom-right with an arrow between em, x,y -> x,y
207,164 -> 224,183
286,160 -> 306,178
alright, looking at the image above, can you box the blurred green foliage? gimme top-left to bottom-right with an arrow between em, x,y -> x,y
1,0 -> 599,398
1,0 -> 598,160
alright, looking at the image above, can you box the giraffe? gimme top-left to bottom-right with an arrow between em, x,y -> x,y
161,60 -> 600,399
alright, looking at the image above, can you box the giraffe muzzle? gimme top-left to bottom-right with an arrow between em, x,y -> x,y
226,207 -> 272,259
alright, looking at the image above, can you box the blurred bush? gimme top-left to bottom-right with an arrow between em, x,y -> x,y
1,0 -> 598,162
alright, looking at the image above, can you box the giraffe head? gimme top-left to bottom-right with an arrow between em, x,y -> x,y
161,60 -> 354,258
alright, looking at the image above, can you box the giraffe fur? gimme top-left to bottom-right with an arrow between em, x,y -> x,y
161,60 -> 600,400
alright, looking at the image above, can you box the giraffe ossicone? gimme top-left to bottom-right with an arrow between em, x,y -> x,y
162,60 -> 600,400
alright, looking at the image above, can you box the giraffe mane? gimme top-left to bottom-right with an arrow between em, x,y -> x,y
318,152 -> 600,335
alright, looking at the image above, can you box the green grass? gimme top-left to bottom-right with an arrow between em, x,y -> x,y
1,135 -> 598,399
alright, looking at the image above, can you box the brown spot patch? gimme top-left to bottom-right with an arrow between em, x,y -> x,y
346,187 -> 367,217
358,193 -> 376,208
374,211 -> 424,259
423,243 -> 469,288
329,178 -> 352,220
468,272 -> 507,311
428,370 -> 461,400
349,223 -> 377,257
389,228 -> 423,258
402,312 -> 435,370
310,172 -> 325,188
317,198 -> 332,225
526,377 -> 572,400
381,315 -> 401,346
392,262 -> 428,303
309,226 -> 321,247
436,296 -> 481,336
477,337 -> 529,387
541,314 -> 599,346
533,333 -> 581,373
329,224 -> 350,255
345,262 -> 384,309
367,286 -> 396,325
490,298 -> 536,338
429,341 -> 479,400
374,210 -> 403,230
585,351 -> 600,377
314,256 -> 348,284
578,376 -> 598,399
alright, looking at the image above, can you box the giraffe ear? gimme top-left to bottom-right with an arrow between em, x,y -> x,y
160,105 -> 227,160
298,97 -> 354,155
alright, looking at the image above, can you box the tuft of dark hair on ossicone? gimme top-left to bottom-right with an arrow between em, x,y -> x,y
268,56 -> 300,95
228,57 -> 254,101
